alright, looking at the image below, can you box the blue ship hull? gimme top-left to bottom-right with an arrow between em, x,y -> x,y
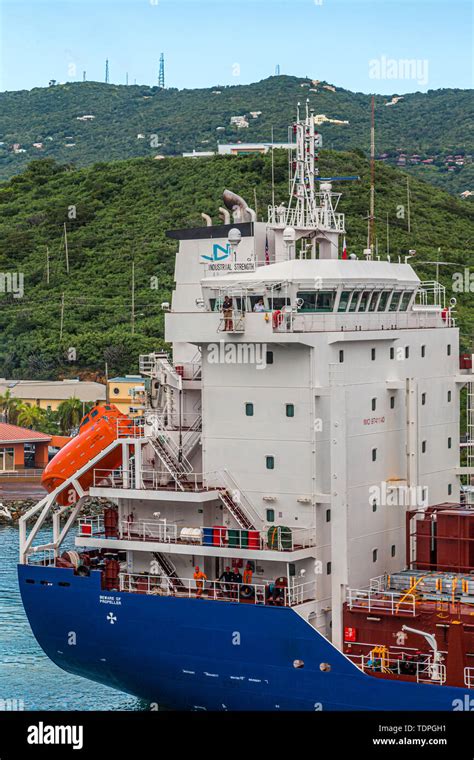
18,564 -> 472,711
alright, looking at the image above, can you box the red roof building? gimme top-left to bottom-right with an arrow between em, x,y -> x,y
0,423 -> 51,470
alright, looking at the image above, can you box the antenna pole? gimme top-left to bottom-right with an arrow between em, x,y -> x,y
131,259 -> 135,335
105,59 -> 109,84
271,125 -> 275,209
386,212 -> 390,257
60,293 -> 65,341
406,175 -> 411,234
63,222 -> 69,274
158,53 -> 165,88
369,95 -> 376,253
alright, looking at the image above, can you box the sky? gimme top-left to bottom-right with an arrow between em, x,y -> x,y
0,0 -> 472,94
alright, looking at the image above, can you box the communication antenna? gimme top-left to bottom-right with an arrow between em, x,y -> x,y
275,64 -> 280,76
82,71 -> 86,82
369,95 -> 376,253
271,125 -> 275,209
105,59 -> 110,84
126,72 -> 129,86
158,53 -> 165,88
59,293 -> 65,341
63,222 -> 70,274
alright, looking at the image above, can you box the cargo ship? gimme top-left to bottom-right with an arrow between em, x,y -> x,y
18,105 -> 474,710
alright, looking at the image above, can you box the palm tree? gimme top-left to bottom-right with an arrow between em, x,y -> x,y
0,390 -> 22,424
17,404 -> 46,430
57,398 -> 91,435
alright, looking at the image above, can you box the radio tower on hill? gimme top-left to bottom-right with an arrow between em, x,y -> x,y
158,53 -> 165,88
105,59 -> 110,84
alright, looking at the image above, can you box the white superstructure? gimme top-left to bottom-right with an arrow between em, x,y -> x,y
21,106 -> 468,655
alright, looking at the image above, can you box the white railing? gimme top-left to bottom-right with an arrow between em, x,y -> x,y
267,204 -> 345,232
347,587 -> 416,616
217,468 -> 263,528
92,467 -> 217,491
82,517 -> 315,553
120,519 -> 178,543
117,419 -> 145,439
119,572 -> 315,607
26,548 -> 56,566
349,652 -> 446,685
77,516 -> 105,537
417,281 -> 446,309
273,309 -> 452,334
464,667 -> 474,688
218,310 -> 245,333
369,574 -> 387,592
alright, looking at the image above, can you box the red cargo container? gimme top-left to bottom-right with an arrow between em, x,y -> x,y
460,354 -> 472,370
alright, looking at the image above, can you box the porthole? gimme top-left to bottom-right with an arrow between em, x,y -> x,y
320,662 -> 331,672
293,659 -> 305,669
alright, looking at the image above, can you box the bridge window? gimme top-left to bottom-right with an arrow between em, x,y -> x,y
377,291 -> 391,311
357,291 -> 371,312
271,297 -> 290,310
348,292 -> 361,312
389,292 -> 402,311
296,291 -> 316,311
368,292 -> 381,312
249,295 -> 264,311
338,291 -> 352,312
399,292 -> 413,311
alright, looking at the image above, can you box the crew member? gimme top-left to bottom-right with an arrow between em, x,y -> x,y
243,563 -> 253,584
219,566 -> 234,598
222,295 -> 233,331
253,298 -> 265,313
194,566 -> 207,598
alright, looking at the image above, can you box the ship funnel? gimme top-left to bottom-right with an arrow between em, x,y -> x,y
223,189 -> 254,223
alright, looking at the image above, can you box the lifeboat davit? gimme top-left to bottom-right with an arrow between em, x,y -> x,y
41,404 -> 133,505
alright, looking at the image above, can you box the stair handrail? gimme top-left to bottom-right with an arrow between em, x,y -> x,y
219,468 -> 262,528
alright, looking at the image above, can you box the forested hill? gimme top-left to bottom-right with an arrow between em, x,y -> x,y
0,76 -> 473,194
0,150 -> 472,380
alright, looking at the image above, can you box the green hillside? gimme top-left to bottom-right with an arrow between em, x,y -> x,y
0,150 -> 472,380
0,76 -> 472,194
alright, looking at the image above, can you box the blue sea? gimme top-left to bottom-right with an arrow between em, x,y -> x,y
0,524 -> 144,711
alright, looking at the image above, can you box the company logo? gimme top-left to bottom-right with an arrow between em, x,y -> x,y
201,243 -> 231,263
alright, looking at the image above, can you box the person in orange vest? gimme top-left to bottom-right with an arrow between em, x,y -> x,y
194,566 -> 207,597
243,563 -> 253,585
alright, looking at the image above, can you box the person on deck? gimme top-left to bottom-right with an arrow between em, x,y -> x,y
194,566 -> 207,598
232,566 -> 242,600
243,563 -> 253,584
219,566 -> 234,598
222,295 -> 233,331
253,298 -> 265,313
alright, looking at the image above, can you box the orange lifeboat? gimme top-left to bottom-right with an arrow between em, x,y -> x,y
41,404 -> 133,505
